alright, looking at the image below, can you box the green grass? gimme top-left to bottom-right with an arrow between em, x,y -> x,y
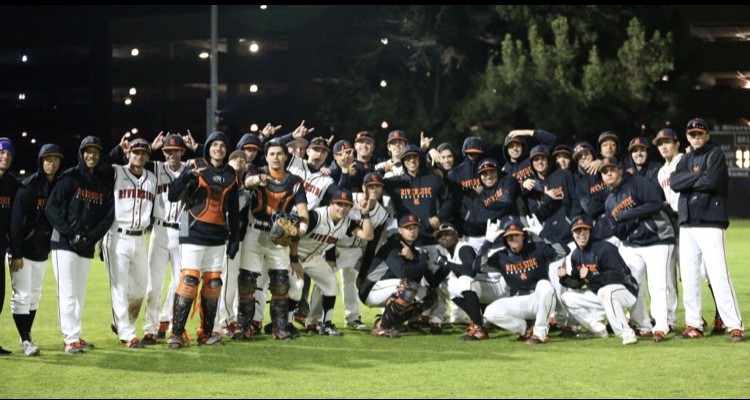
3,221 -> 750,398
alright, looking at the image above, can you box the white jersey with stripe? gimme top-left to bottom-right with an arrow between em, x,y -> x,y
287,154 -> 334,210
112,164 -> 157,230
657,152 -> 683,214
152,160 -> 187,223
337,192 -> 390,249
298,206 -> 358,261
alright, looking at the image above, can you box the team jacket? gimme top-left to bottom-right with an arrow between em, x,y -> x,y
9,144 -> 62,261
560,239 -> 639,297
357,234 -> 430,303
446,157 -> 480,233
669,140 -> 729,229
523,167 -> 577,244
464,173 -> 520,237
45,137 -> 115,258
501,129 -> 557,183
573,167 -> 612,240
630,160 -> 663,195
383,164 -> 453,245
0,170 -> 19,251
604,173 -> 675,247
484,237 -> 568,296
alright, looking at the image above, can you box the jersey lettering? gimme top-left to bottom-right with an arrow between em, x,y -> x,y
483,188 -> 505,207
610,195 -> 635,219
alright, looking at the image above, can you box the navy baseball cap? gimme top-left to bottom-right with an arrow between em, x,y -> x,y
129,138 -> 152,154
652,128 -> 678,145
628,137 -> 649,152
0,137 -> 14,157
572,142 -> 594,160
461,136 -> 484,155
433,222 -> 458,238
504,134 -> 524,147
363,172 -> 384,186
598,131 -> 619,145
355,131 -> 375,143
308,136 -> 330,152
686,118 -> 708,134
331,189 -> 354,205
552,144 -> 573,158
400,144 -> 421,159
570,215 -> 594,231
476,158 -> 499,174
332,139 -> 353,154
163,134 -> 186,150
387,130 -> 407,144
399,214 -> 420,228
529,144 -> 550,160
228,150 -> 248,163
600,156 -> 621,171
501,216 -> 525,237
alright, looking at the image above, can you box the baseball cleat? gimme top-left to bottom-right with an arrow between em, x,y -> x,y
124,337 -> 145,349
305,323 -> 319,335
157,321 -> 169,339
730,329 -> 745,343
712,317 -> 726,335
576,330 -> 608,340
141,334 -> 158,345
21,340 -> 40,356
319,322 -> 343,337
78,338 -> 95,350
621,333 -> 638,345
199,332 -> 224,346
675,326 -> 704,339
64,342 -> 84,354
461,323 -> 489,341
220,322 -> 237,338
652,331 -> 667,342
524,335 -> 550,345
346,319 -> 369,330
0,346 -> 11,356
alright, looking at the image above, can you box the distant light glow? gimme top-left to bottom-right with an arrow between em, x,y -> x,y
124,98 -> 132,105
131,128 -> 138,135
19,169 -> 26,175
380,80 -> 387,88
662,74 -> 669,82
381,38 -> 388,45
21,132 -> 27,137
199,52 -> 209,59
249,84 -> 258,93
260,5 -> 267,9
18,93 -> 25,100
30,138 -> 36,144
131,48 -> 139,57
250,124 -> 259,132
249,43 -> 259,53
129,87 -> 137,95
21,55 -> 28,63
381,121 -> 389,129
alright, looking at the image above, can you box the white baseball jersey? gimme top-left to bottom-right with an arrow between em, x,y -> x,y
287,154 -> 334,210
336,192 -> 390,249
152,160 -> 187,223
112,164 -> 157,230
657,152 -> 683,213
298,206 -> 359,261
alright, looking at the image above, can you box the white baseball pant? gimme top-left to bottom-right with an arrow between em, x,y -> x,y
562,284 -> 636,339
144,223 -> 182,335
52,249 -> 92,345
484,279 -> 556,338
10,258 -> 47,314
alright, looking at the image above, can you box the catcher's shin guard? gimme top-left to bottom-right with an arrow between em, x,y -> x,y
235,270 -> 260,338
269,270 -> 293,340
172,269 -> 200,335
380,279 -> 420,329
199,271 -> 222,338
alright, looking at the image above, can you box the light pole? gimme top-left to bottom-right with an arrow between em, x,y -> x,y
207,4 -> 219,134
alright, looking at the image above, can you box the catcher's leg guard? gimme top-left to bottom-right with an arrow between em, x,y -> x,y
170,269 -> 200,340
234,269 -> 260,339
269,270 -> 293,340
380,279 -> 420,329
198,271 -> 222,344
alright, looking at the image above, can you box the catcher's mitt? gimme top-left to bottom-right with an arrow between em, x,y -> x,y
269,215 -> 298,246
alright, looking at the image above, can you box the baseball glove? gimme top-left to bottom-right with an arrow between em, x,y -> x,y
269,216 -> 298,246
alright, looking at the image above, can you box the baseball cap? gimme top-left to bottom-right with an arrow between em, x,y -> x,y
237,133 -> 261,151
387,130 -> 407,144
600,156 -> 621,171
287,137 -> 309,149
331,189 -> 354,205
129,138 -> 152,154
39,143 -> 64,160
461,136 -> 484,155
627,137 -> 649,152
332,139 -> 353,154
476,158 -> 499,174
400,144 -> 421,159
228,150 -> 248,163
598,131 -> 620,145
572,142 -> 594,160
363,172 -> 384,186
436,142 -> 454,153
686,118 -> 708,134
433,222 -> 458,238
552,144 -> 572,158
501,216 -> 525,237
529,144 -> 550,160
80,135 -> 103,151
570,215 -> 594,231
163,134 -> 186,150
652,128 -> 678,145
503,134 -> 524,147
308,136 -> 330,152
355,131 -> 375,143
398,214 -> 421,228
0,137 -> 15,157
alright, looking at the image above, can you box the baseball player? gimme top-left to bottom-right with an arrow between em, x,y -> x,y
8,144 -> 63,356
166,130 -> 241,348
670,118 -> 744,342
375,130 -> 407,178
601,156 -> 675,341
234,139 -> 309,341
288,189 -> 374,336
552,144 -> 575,171
101,137 -> 157,349
481,215 -> 569,345
445,136 -> 484,233
0,137 -> 19,356
501,129 -> 557,185
307,172 -> 391,330
359,214 -> 442,339
45,135 -> 115,354
558,215 -> 640,345
140,132 -> 200,343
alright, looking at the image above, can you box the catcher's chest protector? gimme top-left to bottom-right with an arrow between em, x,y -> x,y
188,169 -> 237,225
251,174 -> 300,221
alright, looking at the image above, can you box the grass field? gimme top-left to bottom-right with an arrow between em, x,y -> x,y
2,221 -> 750,398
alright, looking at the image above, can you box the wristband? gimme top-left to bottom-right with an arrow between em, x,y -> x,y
290,255 -> 299,263
299,222 -> 308,236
